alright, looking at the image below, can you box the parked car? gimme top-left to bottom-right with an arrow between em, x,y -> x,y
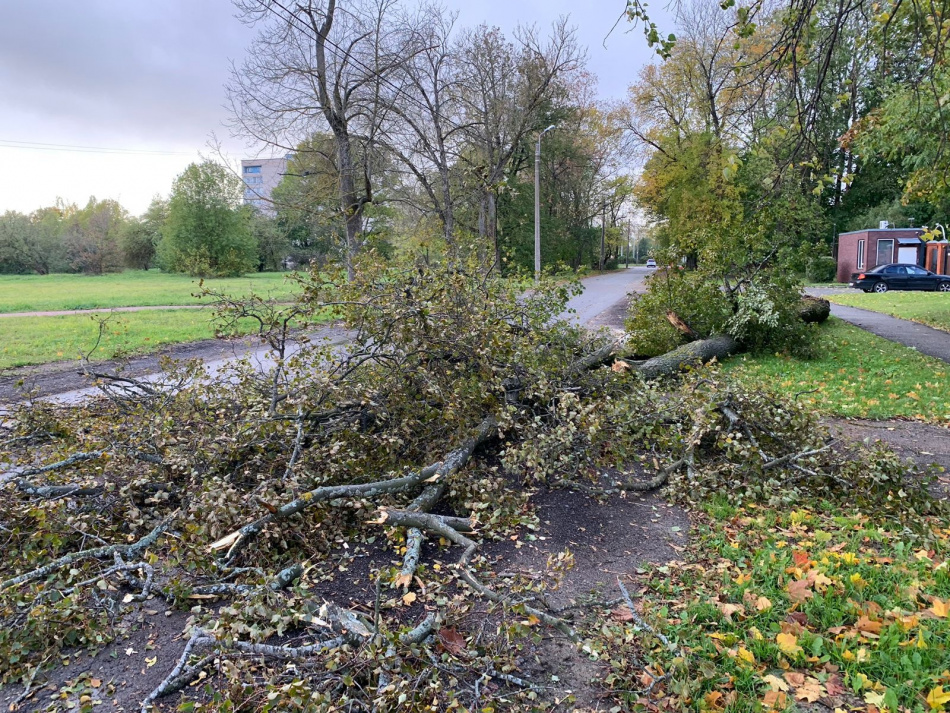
645,258 -> 657,268
849,263 -> 950,292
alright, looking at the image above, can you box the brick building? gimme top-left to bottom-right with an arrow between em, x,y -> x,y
835,227 -> 924,282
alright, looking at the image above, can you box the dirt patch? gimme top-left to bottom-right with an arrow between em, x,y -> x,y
1,608 -> 192,713
0,483 -> 688,712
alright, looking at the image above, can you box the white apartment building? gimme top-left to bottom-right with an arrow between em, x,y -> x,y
241,155 -> 291,213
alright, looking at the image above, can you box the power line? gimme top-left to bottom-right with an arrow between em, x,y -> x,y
0,139 -> 195,156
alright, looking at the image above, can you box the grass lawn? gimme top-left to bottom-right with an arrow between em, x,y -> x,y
0,270 -> 302,313
0,309 -> 256,369
629,499 -> 950,712
828,292 -> 950,332
723,318 -> 950,422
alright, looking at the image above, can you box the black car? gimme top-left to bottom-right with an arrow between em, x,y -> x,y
849,263 -> 950,293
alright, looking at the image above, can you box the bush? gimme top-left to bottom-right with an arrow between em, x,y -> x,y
805,255 -> 837,283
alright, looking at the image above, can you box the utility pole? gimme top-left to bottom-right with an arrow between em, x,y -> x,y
626,220 -> 631,268
599,200 -> 606,272
534,124 -> 556,283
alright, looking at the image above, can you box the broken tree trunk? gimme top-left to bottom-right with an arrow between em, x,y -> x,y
636,334 -> 738,380
799,296 -> 831,324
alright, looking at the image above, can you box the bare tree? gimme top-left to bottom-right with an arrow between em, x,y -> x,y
456,19 -> 583,266
228,0 -> 411,279
380,3 -> 471,249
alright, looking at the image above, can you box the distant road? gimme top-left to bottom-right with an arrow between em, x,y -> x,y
1,268 -> 647,406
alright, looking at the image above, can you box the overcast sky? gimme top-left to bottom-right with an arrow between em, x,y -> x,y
0,0 -> 661,216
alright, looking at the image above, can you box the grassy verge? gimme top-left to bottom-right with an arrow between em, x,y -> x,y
623,500 -> 950,712
0,310 -> 254,368
723,318 -> 950,422
0,270 -> 301,313
828,292 -> 950,333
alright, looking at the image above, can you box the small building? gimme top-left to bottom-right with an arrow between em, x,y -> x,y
835,227 -> 924,282
241,155 -> 292,214
924,241 -> 950,275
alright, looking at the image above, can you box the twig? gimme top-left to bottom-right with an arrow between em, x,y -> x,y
616,577 -> 676,652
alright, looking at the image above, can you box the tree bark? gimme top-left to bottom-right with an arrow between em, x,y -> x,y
636,334 -> 738,380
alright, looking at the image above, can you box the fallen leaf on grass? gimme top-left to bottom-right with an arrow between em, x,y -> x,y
763,674 -> 790,692
929,599 -> 949,619
763,691 -> 788,709
776,632 -> 803,656
794,678 -> 824,703
784,672 -> 806,687
927,686 -> 950,710
787,579 -> 813,603
855,616 -> 883,636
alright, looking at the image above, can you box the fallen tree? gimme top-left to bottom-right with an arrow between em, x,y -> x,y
0,255 -> 941,712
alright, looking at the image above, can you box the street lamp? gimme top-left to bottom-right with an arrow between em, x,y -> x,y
936,223 -> 947,242
534,124 -> 556,283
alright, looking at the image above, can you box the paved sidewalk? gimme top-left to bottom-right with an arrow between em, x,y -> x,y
0,304 -> 208,319
823,301 -> 950,364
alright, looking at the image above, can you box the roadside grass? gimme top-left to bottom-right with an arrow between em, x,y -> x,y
623,500 -> 950,712
723,318 -> 950,422
827,292 -> 950,333
0,270 -> 301,313
0,310 -> 257,368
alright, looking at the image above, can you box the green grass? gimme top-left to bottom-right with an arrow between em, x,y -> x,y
828,291 -> 950,332
0,270 -> 301,313
723,318 -> 950,422
0,309 -> 254,369
628,502 -> 950,712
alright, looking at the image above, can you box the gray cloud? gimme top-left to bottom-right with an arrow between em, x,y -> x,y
0,0 -> 254,145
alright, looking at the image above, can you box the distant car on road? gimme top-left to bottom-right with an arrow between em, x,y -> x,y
645,258 -> 657,268
849,263 -> 950,293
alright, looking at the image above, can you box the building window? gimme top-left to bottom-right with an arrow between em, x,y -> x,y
243,165 -> 262,174
857,239 -> 865,269
244,176 -> 263,185
876,239 -> 894,266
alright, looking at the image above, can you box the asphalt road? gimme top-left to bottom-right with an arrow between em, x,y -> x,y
1,268 -> 648,406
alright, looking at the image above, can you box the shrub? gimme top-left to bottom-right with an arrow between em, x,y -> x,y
806,255 -> 837,283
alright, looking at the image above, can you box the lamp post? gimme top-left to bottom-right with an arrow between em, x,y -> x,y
936,223 -> 947,242
534,124 -> 556,283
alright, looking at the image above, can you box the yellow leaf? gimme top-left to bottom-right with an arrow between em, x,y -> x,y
401,591 -> 417,606
756,596 -> 773,612
929,599 -> 949,618
763,674 -> 790,692
146,656 -> 157,668
776,632 -> 803,656
737,646 -> 755,665
864,691 -> 886,707
926,686 -> 950,710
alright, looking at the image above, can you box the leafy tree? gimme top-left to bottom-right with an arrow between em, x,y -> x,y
120,196 -> 168,270
158,161 -> 257,277
63,197 -> 127,275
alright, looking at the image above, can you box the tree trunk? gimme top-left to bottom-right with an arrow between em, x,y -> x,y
636,335 -> 738,380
